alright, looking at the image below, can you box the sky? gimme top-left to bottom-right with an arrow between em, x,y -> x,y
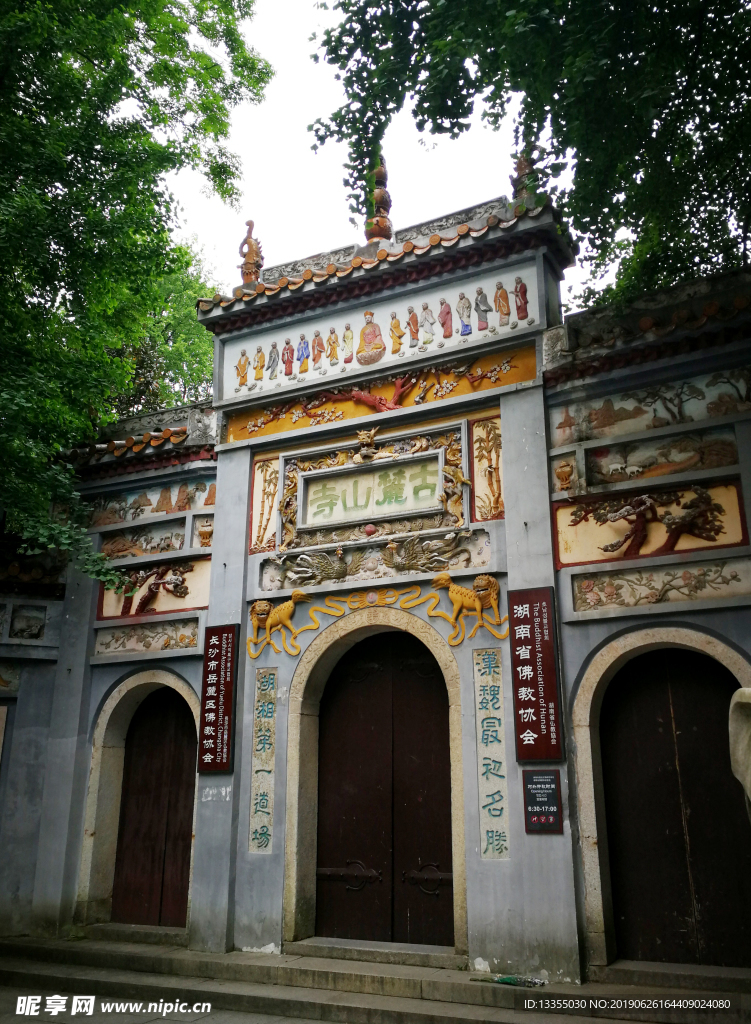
170,0 -> 587,301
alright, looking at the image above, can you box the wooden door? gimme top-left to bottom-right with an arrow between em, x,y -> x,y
316,633 -> 454,945
600,649 -> 751,966
111,688 -> 197,927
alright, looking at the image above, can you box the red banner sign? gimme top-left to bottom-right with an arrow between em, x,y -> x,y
198,624 -> 239,773
508,587 -> 563,762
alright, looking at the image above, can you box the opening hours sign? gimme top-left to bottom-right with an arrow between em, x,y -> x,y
198,624 -> 239,772
507,588 -> 564,762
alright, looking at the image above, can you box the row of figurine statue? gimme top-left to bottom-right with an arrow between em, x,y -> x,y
234,278 -> 532,390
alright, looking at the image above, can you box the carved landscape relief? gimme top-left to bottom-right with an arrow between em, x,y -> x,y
585,427 -> 738,486
555,482 -> 746,567
550,366 -> 751,447
471,416 -> 504,520
90,478 -> 216,526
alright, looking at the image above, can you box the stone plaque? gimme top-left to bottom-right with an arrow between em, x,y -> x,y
473,649 -> 510,859
249,667 -> 277,853
300,454 -> 442,527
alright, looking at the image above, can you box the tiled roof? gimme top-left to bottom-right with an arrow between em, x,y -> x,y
197,198 -> 575,329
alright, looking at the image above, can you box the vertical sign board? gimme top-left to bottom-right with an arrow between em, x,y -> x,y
507,588 -> 564,761
249,667 -> 277,854
523,769 -> 563,834
472,649 -> 510,859
198,624 -> 239,772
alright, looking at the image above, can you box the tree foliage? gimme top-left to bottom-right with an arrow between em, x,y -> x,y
0,0 -> 270,578
312,0 -> 751,300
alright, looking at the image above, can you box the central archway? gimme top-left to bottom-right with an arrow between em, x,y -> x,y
283,607 -> 468,954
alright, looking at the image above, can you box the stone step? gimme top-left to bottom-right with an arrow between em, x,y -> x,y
0,955 -> 556,1024
589,960 -> 751,995
283,937 -> 465,970
0,939 -> 748,1024
84,924 -> 188,948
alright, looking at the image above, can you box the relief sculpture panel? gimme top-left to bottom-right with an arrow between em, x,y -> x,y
90,478 -> 216,526
584,427 -> 737,486
555,482 -> 746,568
549,366 -> 751,447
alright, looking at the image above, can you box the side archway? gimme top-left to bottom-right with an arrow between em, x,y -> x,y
572,626 -> 751,968
75,670 -> 200,926
282,607 -> 468,954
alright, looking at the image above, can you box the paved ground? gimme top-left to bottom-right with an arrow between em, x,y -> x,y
0,986 -> 321,1024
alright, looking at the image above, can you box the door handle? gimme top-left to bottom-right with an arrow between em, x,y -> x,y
403,860 -> 453,896
316,859 -> 383,891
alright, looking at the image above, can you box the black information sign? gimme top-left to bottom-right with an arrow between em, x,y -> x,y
523,769 -> 563,834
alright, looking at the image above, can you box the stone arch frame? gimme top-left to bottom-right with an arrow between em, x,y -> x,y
282,607 -> 469,955
571,625 -> 751,969
75,669 -> 200,926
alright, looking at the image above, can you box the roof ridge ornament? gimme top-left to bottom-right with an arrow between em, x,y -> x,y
239,220 -> 264,284
365,156 -> 393,242
510,152 -> 537,201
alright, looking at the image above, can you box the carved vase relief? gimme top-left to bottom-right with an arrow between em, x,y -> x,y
99,558 -> 212,618
94,619 -> 199,654
551,454 -> 579,494
572,558 -> 751,612
227,348 -> 535,441
555,482 -> 746,568
470,416 -> 504,520
90,478 -> 216,527
549,366 -> 751,447
223,268 -> 539,399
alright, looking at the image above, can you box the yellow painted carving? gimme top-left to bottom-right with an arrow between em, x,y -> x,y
247,576 -> 508,659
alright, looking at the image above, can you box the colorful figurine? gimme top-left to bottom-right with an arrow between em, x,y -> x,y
475,287 -> 492,331
312,329 -> 325,371
297,333 -> 310,374
356,311 -> 386,365
513,276 -> 528,320
235,348 -> 249,391
456,292 -> 472,336
343,323 -> 354,363
438,298 -> 453,339
282,338 -> 294,376
326,327 -> 339,365
267,341 -> 279,380
494,281 -> 510,326
253,344 -> 265,381
406,305 -> 419,347
389,312 -> 405,355
419,302 -> 435,348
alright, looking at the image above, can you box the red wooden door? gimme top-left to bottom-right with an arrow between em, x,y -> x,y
111,687 -> 197,927
600,649 -> 751,966
316,633 -> 454,945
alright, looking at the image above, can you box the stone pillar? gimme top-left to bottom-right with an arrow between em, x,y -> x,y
30,570 -> 97,935
487,383 -> 580,981
189,443 -> 252,952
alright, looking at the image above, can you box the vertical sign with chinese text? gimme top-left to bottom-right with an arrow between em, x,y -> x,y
249,667 -> 276,853
508,588 -> 563,762
523,769 -> 563,834
473,649 -> 510,860
198,624 -> 239,772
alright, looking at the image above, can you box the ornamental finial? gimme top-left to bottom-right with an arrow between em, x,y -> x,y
365,156 -> 393,242
239,220 -> 264,284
